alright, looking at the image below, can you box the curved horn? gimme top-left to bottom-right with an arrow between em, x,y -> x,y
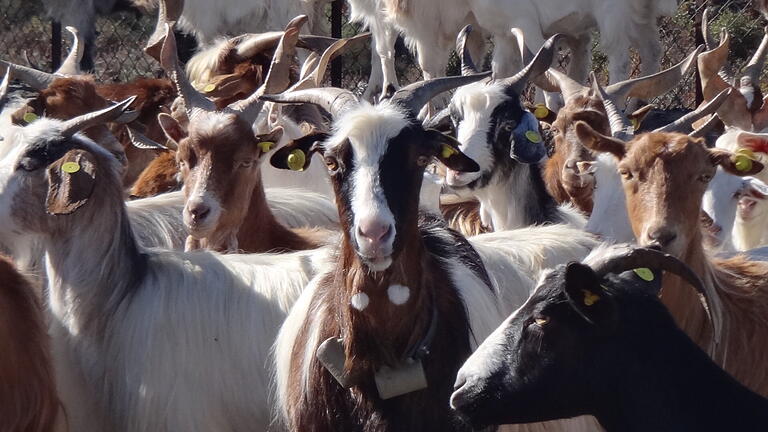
260,88 -> 359,118
510,28 -> 562,93
548,68 -> 587,101
502,33 -> 564,95
456,25 -> 478,76
145,0 -> 184,62
590,246 -> 722,354
703,7 -> 718,51
293,32 -> 371,91
698,30 -> 734,91
127,126 -> 169,150
0,60 -> 55,90
390,72 -> 491,117
60,97 -> 136,139
654,88 -> 731,133
689,114 -> 722,140
741,26 -> 768,88
605,45 -> 703,102
56,26 -> 84,75
160,23 -> 216,119
591,72 -> 633,141
232,32 -> 285,59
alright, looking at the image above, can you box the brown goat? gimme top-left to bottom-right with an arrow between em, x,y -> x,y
0,256 -> 60,432
577,122 -> 768,397
129,150 -> 180,199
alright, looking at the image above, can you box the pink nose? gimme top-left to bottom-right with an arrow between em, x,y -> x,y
187,201 -> 211,222
357,218 -> 392,243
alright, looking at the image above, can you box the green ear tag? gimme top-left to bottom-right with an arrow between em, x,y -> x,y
203,83 -> 216,93
441,144 -> 457,159
258,141 -> 274,153
287,149 -> 306,171
525,130 -> 542,143
23,112 -> 38,123
61,162 -> 80,174
634,268 -> 654,282
736,148 -> 756,159
733,154 -> 754,172
533,104 -> 549,119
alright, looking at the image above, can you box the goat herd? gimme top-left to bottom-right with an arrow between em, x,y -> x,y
3,0 -> 768,431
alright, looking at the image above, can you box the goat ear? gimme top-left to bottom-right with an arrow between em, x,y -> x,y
745,177 -> 768,198
736,131 -> 768,154
510,112 -> 546,164
158,113 -> 186,147
255,126 -> 284,154
46,149 -> 97,215
424,129 -> 479,173
270,131 -> 328,171
563,262 -> 615,327
710,148 -> 764,176
575,121 -> 627,159
11,102 -> 43,126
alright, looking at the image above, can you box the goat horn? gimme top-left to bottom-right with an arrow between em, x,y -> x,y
590,246 -> 722,355
501,33 -> 564,95
145,0 -> 184,62
0,69 -> 10,114
0,60 -> 55,90
703,7 -> 718,51
56,26 -> 84,75
689,114 -> 722,140
127,126 -> 169,150
390,72 -> 491,118
231,32 -> 285,60
260,88 -> 359,118
510,28 -> 562,93
605,45 -> 702,102
741,26 -> 768,88
60,96 -> 136,138
591,72 -> 633,141
547,68 -> 587,101
293,32 -> 370,91
456,25 -> 479,76
160,23 -> 215,119
655,88 -> 731,133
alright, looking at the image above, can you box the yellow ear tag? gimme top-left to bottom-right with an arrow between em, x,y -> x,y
258,141 -> 274,153
23,112 -> 38,123
733,154 -> 754,172
533,104 -> 549,119
203,83 -> 216,93
631,117 -> 640,131
61,162 -> 80,174
287,149 -> 306,171
581,289 -> 600,306
633,267 -> 654,282
441,145 -> 457,159
736,148 -> 755,159
525,130 -> 542,143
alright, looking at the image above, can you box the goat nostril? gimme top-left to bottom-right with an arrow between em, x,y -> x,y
648,228 -> 677,247
358,221 -> 392,242
190,205 -> 211,221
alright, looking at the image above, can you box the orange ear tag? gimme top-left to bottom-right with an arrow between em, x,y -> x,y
287,149 -> 306,171
62,162 -> 81,174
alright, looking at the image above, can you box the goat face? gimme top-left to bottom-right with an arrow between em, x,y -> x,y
160,112 -> 279,241
702,169 -> 768,249
272,102 -> 478,272
447,83 -> 543,189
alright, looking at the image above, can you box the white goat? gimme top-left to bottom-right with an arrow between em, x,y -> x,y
0,103 -> 333,432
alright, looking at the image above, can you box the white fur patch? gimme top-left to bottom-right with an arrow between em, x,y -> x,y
387,284 -> 410,305
350,292 -> 370,311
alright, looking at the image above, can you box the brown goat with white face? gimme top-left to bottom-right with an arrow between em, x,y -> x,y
577,121 -> 768,397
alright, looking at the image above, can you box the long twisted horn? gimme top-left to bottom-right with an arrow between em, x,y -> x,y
60,97 -> 136,139
0,61 -> 55,90
741,26 -> 768,89
510,28 -> 563,93
501,33 -> 564,95
456,25 -> 478,76
390,72 -> 491,118
56,26 -> 84,75
591,72 -> 633,141
654,88 -> 731,133
160,23 -> 216,120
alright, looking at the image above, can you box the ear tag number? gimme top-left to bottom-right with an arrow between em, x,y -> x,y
733,154 -> 754,172
441,144 -> 457,159
258,141 -> 274,152
23,112 -> 38,123
533,104 -> 549,119
61,162 -> 81,174
287,149 -> 306,171
525,130 -> 542,144
581,289 -> 600,306
633,267 -> 654,282
203,83 -> 216,93
631,117 -> 640,131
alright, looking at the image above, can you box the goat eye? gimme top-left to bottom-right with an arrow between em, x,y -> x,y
619,169 -> 633,180
239,160 -> 255,169
503,121 -> 517,132
416,155 -> 430,167
325,156 -> 339,172
699,174 -> 712,183
534,315 -> 550,326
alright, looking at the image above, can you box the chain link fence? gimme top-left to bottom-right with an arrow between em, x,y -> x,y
2,0 -> 767,108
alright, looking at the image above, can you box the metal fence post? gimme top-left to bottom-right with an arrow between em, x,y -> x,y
51,21 -> 62,72
330,0 -> 343,87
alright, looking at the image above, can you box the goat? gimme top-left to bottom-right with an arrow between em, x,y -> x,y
0,255 -> 61,432
263,72 -> 599,431
0,98 -> 333,431
445,28 -> 585,231
576,86 -> 768,396
451,245 -> 768,431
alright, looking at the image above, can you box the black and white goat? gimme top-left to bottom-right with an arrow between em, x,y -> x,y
451,245 -> 768,431
445,27 -> 584,231
263,75 -> 599,430
0,100 -> 332,431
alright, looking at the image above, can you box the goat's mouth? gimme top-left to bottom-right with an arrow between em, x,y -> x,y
445,170 -> 481,188
358,253 -> 393,272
